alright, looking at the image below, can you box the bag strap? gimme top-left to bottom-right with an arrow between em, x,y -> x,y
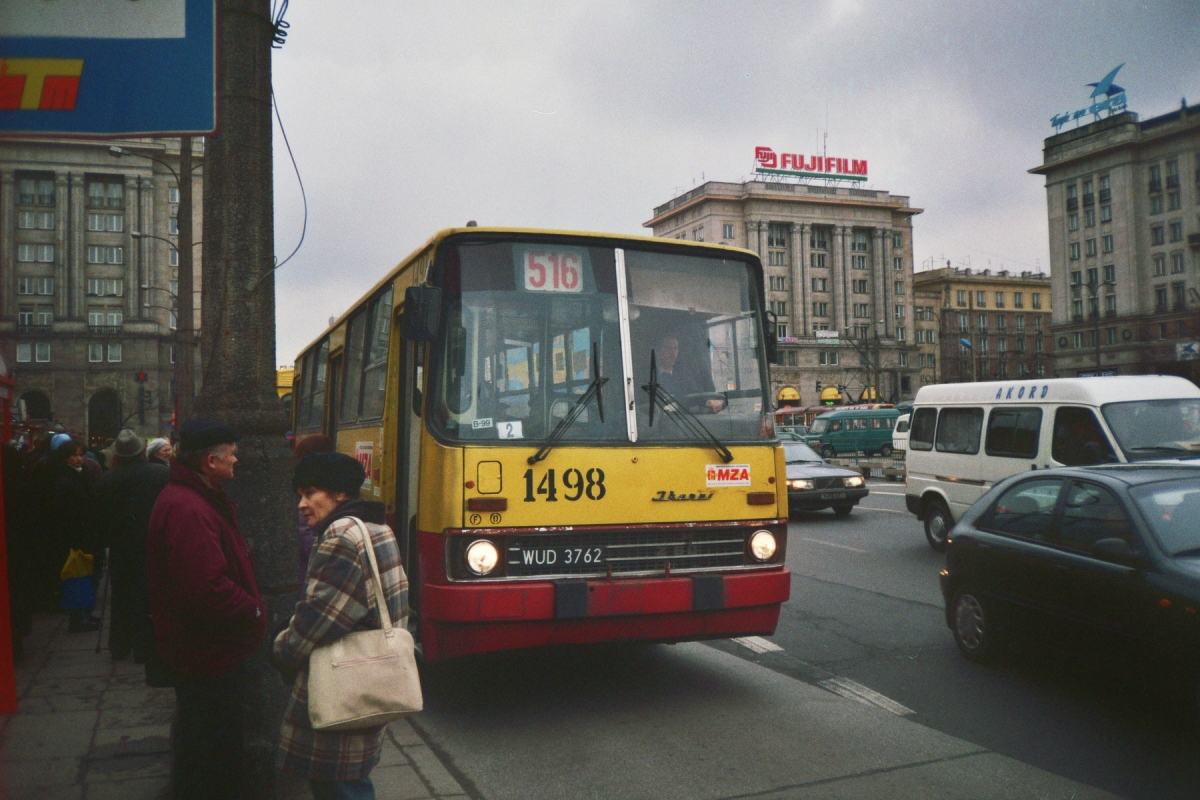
345,518 -> 394,636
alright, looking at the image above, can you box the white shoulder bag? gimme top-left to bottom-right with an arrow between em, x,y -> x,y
307,518 -> 423,731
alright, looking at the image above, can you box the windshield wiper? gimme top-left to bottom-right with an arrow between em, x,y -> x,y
642,351 -> 734,464
528,342 -> 608,465
1127,444 -> 1200,456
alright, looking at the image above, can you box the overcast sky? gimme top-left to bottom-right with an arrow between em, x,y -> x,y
269,0 -> 1200,364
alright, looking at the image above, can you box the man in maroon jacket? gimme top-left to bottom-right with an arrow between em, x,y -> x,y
148,418 -> 266,800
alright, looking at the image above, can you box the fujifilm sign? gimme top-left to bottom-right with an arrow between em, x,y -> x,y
754,147 -> 868,181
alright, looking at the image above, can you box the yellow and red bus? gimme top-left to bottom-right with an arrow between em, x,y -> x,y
291,227 -> 790,662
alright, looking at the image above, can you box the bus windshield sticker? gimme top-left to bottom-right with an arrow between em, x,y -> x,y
355,441 -> 374,491
516,246 -> 588,293
472,417 -> 494,430
706,463 -> 751,487
498,421 -> 524,439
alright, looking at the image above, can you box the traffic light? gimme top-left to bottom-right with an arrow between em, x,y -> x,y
816,381 -> 822,392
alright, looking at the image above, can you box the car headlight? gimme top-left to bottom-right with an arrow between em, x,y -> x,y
749,530 -> 777,562
465,539 -> 500,576
788,479 -> 815,490
843,475 -> 865,488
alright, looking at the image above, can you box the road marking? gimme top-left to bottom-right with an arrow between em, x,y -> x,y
732,635 -> 784,654
818,676 -> 915,716
868,490 -> 907,497
852,506 -> 910,514
796,537 -> 866,553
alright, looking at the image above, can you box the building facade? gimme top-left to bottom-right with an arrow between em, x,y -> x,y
913,288 -> 941,385
912,267 -> 1054,383
1030,102 -> 1200,382
0,137 -> 202,445
645,180 -> 923,408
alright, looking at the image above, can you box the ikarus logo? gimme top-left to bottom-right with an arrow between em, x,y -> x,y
706,464 -> 751,488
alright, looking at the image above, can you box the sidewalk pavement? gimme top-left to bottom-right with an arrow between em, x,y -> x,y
0,613 -> 469,800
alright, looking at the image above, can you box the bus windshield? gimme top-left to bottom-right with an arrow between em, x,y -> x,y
431,238 -> 770,445
1101,398 -> 1200,461
809,418 -> 829,434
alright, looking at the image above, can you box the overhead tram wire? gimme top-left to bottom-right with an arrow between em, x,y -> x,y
251,88 -> 308,292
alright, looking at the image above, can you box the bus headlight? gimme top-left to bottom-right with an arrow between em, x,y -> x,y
844,475 -> 865,488
749,530 -> 777,562
788,479 -> 814,490
465,540 -> 500,576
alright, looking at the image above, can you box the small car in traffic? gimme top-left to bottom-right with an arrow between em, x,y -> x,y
783,442 -> 869,516
940,462 -> 1200,711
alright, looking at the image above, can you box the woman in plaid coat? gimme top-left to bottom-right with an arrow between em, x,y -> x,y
273,453 -> 409,800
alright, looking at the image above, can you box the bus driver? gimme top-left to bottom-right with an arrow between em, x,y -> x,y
656,334 -> 724,413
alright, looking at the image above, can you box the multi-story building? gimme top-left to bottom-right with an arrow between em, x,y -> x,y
912,289 -> 941,385
645,180 -> 924,407
1030,101 -> 1200,382
912,267 -> 1053,383
1,137 -> 202,445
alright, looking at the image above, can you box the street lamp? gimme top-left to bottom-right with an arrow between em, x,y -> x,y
1083,279 -> 1116,375
111,141 -> 201,426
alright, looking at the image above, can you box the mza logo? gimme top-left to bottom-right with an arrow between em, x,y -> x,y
706,464 -> 751,487
0,59 -> 84,111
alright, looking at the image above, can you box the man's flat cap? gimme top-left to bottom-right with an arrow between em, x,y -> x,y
178,418 -> 240,453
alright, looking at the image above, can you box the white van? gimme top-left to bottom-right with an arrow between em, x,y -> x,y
905,375 -> 1200,551
893,413 -> 910,455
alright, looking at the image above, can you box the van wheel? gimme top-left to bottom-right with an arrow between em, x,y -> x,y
924,499 -> 952,552
879,443 -> 894,457
951,586 -> 1000,662
821,445 -> 836,458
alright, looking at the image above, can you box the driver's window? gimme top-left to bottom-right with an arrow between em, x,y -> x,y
983,478 -> 1063,540
1056,481 -> 1134,553
1052,407 -> 1115,466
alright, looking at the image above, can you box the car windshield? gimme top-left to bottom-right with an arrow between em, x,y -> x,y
430,238 -> 771,445
809,418 -> 829,434
1101,399 -> 1200,461
1130,477 -> 1200,557
783,443 -> 823,463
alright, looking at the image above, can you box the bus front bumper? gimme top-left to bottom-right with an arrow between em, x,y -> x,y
419,568 -> 791,662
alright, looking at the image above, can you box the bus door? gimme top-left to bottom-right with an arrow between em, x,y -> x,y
326,355 -> 342,441
394,338 -> 423,610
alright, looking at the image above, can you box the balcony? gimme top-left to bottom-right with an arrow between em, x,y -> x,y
1066,198 -> 1079,211
1082,193 -> 1095,206
88,325 -> 123,336
16,323 -> 51,334
1099,188 -> 1111,202
1149,178 -> 1162,193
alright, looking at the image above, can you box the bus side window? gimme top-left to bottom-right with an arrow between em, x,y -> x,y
909,408 -> 937,450
935,407 -> 983,454
985,407 -> 1043,459
1052,407 -> 1115,466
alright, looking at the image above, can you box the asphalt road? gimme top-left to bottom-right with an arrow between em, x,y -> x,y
742,481 -> 1200,800
404,478 -> 1200,799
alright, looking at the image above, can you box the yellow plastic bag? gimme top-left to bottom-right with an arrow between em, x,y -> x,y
60,548 -> 94,581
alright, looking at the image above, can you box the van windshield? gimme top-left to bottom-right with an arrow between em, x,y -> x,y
809,418 -> 829,434
1101,399 -> 1200,461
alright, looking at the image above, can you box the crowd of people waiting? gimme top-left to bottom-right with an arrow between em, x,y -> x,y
1,421 -> 409,800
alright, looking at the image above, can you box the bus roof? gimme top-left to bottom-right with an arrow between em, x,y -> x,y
294,226 -> 762,361
914,375 -> 1200,406
812,406 -> 900,418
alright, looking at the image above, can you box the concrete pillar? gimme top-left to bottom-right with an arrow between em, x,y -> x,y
69,174 -> 86,320
744,220 -> 760,256
1,171 -> 15,319
876,229 -> 889,338
757,220 -> 767,258
792,222 -> 807,337
832,225 -> 846,332
124,176 -> 139,321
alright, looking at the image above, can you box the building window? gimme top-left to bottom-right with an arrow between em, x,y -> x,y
1031,293 -> 1042,310
35,343 -> 51,363
812,302 -> 828,317
1101,234 -> 1113,253
1085,238 -> 1097,257
972,290 -> 983,307
1105,294 -> 1117,314
87,179 -> 124,209
894,280 -> 904,295
1066,183 -> 1078,209
979,313 -> 988,331
692,226 -> 704,242
107,343 -> 122,363
1169,221 -> 1183,242
1100,204 -> 1112,222
895,326 -> 905,341
169,186 -> 180,204
776,323 -> 787,338
769,276 -> 786,291
1086,267 -> 1098,285
1072,332 -> 1083,349
86,212 -> 123,232
957,313 -> 968,332
892,233 -> 902,248
819,350 -> 839,366
956,290 -> 966,306
1150,195 -> 1164,214
88,343 -> 104,363
1071,299 -> 1083,318
980,337 -> 989,354
1171,252 -> 1185,274
1154,254 -> 1166,276
1034,338 -> 1043,355
894,304 -> 906,319
16,344 -> 32,363
1152,226 -> 1165,246
19,177 -> 56,206
17,277 -> 34,295
1173,282 -> 1186,310
1084,209 -> 1095,227
810,229 -> 828,250
1068,214 -> 1079,231
811,253 -> 826,269
18,210 -> 55,229
1105,327 -> 1118,345
34,277 -> 53,295
853,303 -> 870,318
851,255 -> 867,270
1069,242 -> 1080,260
1102,264 -> 1114,282
768,251 -> 785,266
898,352 -> 909,367
1015,314 -> 1025,333
767,223 -> 788,248
17,244 -> 55,263
893,256 -> 903,271
1155,285 -> 1167,310
86,278 -> 124,297
1168,191 -> 1181,211
1149,164 -> 1162,192
769,301 -> 787,315
1166,160 -> 1180,188
87,246 -> 122,264
996,314 -> 1007,332
811,277 -> 826,292
994,292 -> 1005,308
851,231 -> 869,252
1034,316 -> 1044,334
852,279 -> 868,294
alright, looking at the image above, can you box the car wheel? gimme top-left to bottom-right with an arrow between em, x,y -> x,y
880,443 -> 894,457
951,587 -> 1000,662
833,504 -> 853,517
924,499 -> 952,552
821,444 -> 836,458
